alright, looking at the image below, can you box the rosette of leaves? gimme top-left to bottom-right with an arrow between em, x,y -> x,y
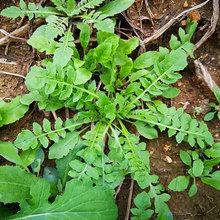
0,18 -> 218,219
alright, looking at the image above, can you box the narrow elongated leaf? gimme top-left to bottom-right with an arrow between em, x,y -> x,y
134,121 -> 158,139
10,180 -> 118,220
98,0 -> 134,18
77,22 -> 90,53
0,142 -> 25,168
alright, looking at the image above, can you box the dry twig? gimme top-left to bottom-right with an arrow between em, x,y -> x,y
0,70 -> 25,79
139,0 -> 210,49
0,19 -> 44,46
125,179 -> 134,220
194,59 -> 220,91
194,0 -> 219,50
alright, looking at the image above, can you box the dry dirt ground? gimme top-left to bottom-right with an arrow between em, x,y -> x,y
0,0 -> 219,219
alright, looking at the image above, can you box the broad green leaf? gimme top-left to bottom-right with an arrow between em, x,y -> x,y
130,70 -> 149,82
95,42 -> 112,63
49,132 -> 80,159
201,171 -> 220,190
162,87 -> 180,98
56,142 -> 83,186
0,166 -> 38,203
168,176 -> 190,191
205,143 -> 220,158
0,96 -> 29,127
134,51 -> 159,69
74,68 -> 92,85
29,178 -> 51,208
20,149 -> 37,167
117,38 -> 139,55
192,159 -> 204,177
134,121 -> 158,139
0,142 -> 25,168
134,191 -> 151,209
10,180 -> 118,220
188,183 -> 197,197
179,150 -> 191,166
98,0 -> 134,18
77,22 -> 90,53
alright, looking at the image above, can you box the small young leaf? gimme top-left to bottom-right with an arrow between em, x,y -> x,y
205,143 -> 220,158
180,150 -> 191,166
192,159 -> 204,177
77,22 -> 90,53
188,183 -> 197,197
204,111 -> 216,121
162,87 -> 180,98
168,176 -> 190,191
201,171 -> 220,190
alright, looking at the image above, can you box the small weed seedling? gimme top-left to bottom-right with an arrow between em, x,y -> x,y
0,1 -> 219,219
204,87 -> 220,121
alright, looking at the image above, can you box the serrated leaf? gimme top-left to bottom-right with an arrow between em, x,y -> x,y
49,132 -> 80,159
14,130 -> 38,150
0,166 -> 38,203
54,46 -> 73,67
168,176 -> 190,191
94,18 -> 115,33
74,68 -> 92,85
205,143 -> 220,158
10,180 -> 118,220
201,171 -> 220,190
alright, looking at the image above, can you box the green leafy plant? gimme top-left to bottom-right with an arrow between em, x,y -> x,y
0,96 -> 30,127
0,2 -> 219,218
1,0 -> 134,68
204,87 -> 220,121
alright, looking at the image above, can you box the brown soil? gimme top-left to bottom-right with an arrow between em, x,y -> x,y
0,0 -> 220,220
